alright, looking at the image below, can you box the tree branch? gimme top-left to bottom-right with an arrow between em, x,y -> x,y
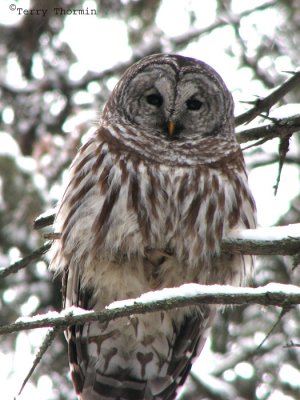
17,327 -> 61,396
1,224 -> 299,281
222,224 -> 300,255
0,2 -> 278,97
237,114 -> 300,144
34,213 -> 55,230
235,71 -> 300,126
0,243 -> 51,279
1,283 -> 300,335
170,1 -> 277,50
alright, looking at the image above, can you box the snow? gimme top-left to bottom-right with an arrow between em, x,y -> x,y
107,283 -> 300,310
35,208 -> 56,220
13,282 -> 300,327
20,295 -> 40,316
15,306 -> 94,326
255,283 -> 300,295
61,306 -> 94,316
234,361 -> 255,379
228,223 -> 300,241
16,310 -> 61,324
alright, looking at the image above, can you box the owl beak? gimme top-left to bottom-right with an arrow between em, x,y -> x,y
167,120 -> 176,136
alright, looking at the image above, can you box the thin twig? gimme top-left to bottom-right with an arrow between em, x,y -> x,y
171,1 -> 277,50
283,341 -> 300,348
241,136 -> 271,151
212,335 -> 282,377
17,326 -> 61,397
274,134 -> 293,195
255,307 -> 291,353
0,243 -> 51,279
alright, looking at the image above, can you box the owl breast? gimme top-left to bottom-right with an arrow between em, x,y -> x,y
52,133 -> 254,399
54,132 -> 255,302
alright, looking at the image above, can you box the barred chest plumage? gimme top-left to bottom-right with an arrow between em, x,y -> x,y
50,129 -> 255,399
54,128 -> 255,300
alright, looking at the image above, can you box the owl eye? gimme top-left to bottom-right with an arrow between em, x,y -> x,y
146,93 -> 163,107
186,98 -> 203,111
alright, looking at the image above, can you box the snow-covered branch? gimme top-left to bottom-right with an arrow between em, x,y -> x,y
222,224 -> 300,255
1,283 -> 300,336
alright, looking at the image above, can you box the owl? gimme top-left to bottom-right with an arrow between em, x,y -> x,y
50,54 -> 256,400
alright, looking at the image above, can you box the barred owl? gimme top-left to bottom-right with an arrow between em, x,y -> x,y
50,54 -> 256,399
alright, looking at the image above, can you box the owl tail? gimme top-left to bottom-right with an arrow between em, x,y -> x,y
69,306 -> 215,400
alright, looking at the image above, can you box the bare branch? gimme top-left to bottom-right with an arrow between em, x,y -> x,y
247,154 -> 300,169
235,71 -> 300,126
1,283 -> 300,336
18,327 -> 61,397
237,114 -> 300,144
170,1 -> 277,50
0,2 -> 278,98
0,243 -> 51,279
283,341 -> 300,348
230,16 -> 275,89
255,307 -> 290,352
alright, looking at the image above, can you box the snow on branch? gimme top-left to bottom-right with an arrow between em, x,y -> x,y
1,283 -> 300,336
222,223 -> 300,255
33,212 -> 55,230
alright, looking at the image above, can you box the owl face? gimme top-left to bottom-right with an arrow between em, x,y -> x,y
107,54 -> 234,141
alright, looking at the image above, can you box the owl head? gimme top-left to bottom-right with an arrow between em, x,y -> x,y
103,54 -> 234,141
